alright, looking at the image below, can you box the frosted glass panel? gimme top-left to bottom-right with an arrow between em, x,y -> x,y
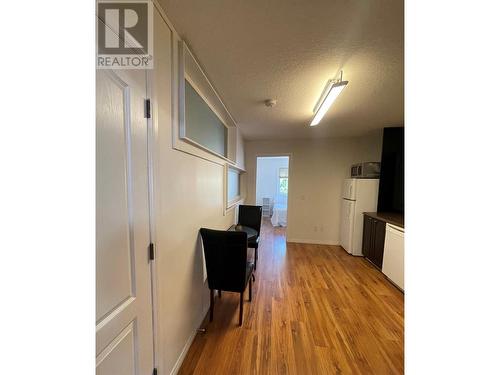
185,80 -> 227,157
227,168 -> 240,202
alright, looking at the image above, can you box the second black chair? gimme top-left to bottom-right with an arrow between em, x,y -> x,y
238,205 -> 263,270
199,228 -> 255,326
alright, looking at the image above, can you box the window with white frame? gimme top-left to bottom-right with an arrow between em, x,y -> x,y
177,42 -> 237,164
226,166 -> 241,208
279,168 -> 288,195
184,79 -> 228,157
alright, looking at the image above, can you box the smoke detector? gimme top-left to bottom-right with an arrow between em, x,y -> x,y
264,99 -> 277,107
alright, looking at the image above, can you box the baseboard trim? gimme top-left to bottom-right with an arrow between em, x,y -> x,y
286,238 -> 338,246
169,304 -> 210,375
169,331 -> 196,375
339,246 -> 363,257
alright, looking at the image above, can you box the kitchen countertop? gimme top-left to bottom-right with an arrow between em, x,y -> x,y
364,212 -> 404,228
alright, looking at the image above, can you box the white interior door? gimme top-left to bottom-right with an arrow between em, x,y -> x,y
96,68 -> 154,375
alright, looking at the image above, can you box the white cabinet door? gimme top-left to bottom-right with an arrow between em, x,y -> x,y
382,224 -> 405,290
96,68 -> 154,375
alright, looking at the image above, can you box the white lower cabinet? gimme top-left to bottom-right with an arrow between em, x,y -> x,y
382,224 -> 404,290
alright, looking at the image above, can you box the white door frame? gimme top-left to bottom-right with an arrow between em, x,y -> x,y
146,67 -> 163,373
254,153 -> 292,230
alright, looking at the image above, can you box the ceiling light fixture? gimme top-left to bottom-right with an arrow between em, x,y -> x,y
310,71 -> 348,126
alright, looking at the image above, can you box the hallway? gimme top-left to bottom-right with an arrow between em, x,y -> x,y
178,220 -> 404,374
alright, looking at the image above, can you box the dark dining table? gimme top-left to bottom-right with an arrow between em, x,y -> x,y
227,224 -> 258,242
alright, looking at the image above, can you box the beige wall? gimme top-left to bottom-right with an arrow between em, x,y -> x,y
245,130 -> 382,244
152,9 -> 245,374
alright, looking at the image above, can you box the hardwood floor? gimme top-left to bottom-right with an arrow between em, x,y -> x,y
178,219 -> 404,374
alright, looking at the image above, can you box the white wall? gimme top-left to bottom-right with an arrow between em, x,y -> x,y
255,156 -> 289,206
245,130 -> 382,244
152,8 -> 245,375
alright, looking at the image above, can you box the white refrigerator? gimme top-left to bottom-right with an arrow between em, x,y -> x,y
340,178 -> 379,256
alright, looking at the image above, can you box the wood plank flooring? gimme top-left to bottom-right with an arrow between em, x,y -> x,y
178,220 -> 404,374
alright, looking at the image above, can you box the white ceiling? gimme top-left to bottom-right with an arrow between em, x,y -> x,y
159,0 -> 403,140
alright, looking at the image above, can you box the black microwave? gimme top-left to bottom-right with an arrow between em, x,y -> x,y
351,162 -> 380,178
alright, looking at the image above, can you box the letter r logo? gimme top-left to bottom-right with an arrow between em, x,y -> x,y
97,2 -> 149,55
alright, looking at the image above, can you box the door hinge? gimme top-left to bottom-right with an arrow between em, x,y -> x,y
145,98 -> 151,118
149,243 -> 155,261
152,368 -> 158,375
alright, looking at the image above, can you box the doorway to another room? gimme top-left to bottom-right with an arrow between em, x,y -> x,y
256,156 -> 290,232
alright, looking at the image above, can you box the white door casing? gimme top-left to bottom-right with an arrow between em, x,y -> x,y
96,68 -> 154,375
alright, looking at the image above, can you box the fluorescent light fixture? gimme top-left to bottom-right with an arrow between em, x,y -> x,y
310,79 -> 348,126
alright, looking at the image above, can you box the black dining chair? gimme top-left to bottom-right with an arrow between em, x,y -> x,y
199,228 -> 255,326
237,205 -> 263,270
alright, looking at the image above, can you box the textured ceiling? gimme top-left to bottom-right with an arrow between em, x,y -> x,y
159,0 -> 404,140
